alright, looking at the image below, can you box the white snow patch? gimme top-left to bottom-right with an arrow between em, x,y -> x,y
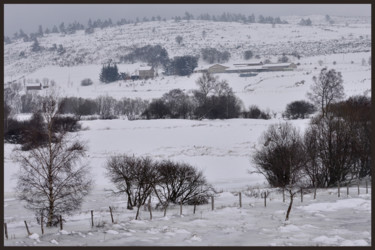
50,239 -> 59,245
299,198 -> 370,212
312,235 -> 344,245
28,233 -> 39,240
106,230 -> 119,235
340,239 -> 368,246
279,224 -> 300,233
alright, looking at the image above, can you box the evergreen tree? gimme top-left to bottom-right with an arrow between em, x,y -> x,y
52,25 -> 59,33
99,63 -> 120,83
166,56 -> 198,76
4,36 -> 11,44
31,38 -> 41,52
59,22 -> 66,33
38,25 -> 43,36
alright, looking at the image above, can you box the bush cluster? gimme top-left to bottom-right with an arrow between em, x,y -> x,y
201,48 -> 231,64
105,154 -> 213,214
283,100 -> 316,119
4,111 -> 81,151
81,78 -> 93,86
242,105 -> 271,119
254,95 -> 371,189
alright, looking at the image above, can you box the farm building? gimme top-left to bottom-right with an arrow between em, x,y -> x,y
262,63 -> 297,71
138,66 -> 155,79
26,83 -> 42,91
195,62 -> 297,75
207,64 -> 230,73
233,61 -> 263,67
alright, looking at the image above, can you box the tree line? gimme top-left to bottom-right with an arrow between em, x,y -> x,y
5,12 -> 288,44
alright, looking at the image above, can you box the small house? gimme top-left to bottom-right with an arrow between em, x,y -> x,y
207,64 -> 229,73
139,66 -> 154,79
262,63 -> 297,71
26,83 -> 42,91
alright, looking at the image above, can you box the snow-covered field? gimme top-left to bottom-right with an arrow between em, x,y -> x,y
3,185 -> 372,246
3,14 -> 372,246
3,118 -> 372,246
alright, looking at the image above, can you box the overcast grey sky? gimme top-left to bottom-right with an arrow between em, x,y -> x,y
4,4 -> 371,36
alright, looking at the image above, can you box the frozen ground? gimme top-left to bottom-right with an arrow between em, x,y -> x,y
3,187 -> 371,246
3,118 -> 372,246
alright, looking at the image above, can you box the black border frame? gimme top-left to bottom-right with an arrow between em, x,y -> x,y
2,1 -> 373,249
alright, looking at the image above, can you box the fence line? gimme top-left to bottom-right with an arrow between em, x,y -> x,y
4,183 -> 371,239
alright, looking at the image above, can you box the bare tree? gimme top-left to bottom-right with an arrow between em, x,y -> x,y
303,126 -> 325,196
105,154 -> 137,210
252,122 -> 306,220
105,154 -> 159,220
95,95 -> 117,119
195,72 -> 218,99
131,156 -> 159,220
308,114 -> 356,187
307,68 -> 344,117
153,160 -> 212,210
13,93 -> 92,227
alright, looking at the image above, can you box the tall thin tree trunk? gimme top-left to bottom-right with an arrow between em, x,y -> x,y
285,190 -> 294,221
135,205 -> 141,220
47,119 -> 54,227
127,195 -> 133,210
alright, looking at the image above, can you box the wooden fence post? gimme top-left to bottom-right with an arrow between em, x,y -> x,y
211,196 -> 214,211
264,192 -> 267,207
239,192 -> 242,208
283,189 -> 285,203
180,201 -> 182,216
193,203 -> 196,214
41,214 -> 44,235
338,181 -> 340,198
358,180 -> 360,195
91,210 -> 94,228
4,223 -> 8,240
148,198 -> 152,220
163,204 -> 167,217
24,221 -> 31,236
59,215 -> 63,230
347,184 -> 349,197
300,188 -> 303,202
109,206 -> 114,223
313,189 -> 316,200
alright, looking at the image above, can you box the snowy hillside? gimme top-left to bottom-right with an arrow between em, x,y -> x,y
4,15 -> 371,78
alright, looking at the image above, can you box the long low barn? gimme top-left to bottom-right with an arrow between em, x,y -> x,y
195,62 -> 297,74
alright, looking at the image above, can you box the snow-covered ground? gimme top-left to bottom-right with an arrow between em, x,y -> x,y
4,186 -> 371,246
3,14 -> 371,246
3,118 -> 372,246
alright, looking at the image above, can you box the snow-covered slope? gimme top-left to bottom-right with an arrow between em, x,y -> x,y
4,15 -> 371,78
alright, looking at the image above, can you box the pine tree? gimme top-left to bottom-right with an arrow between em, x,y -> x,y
38,25 -> 44,36
52,25 -> 59,33
99,63 -> 119,83
31,38 -> 41,52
